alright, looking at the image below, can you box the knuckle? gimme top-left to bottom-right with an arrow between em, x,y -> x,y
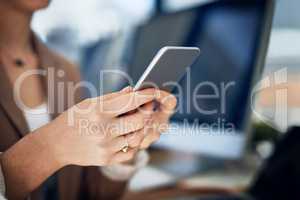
93,112 -> 102,122
152,133 -> 161,141
159,122 -> 169,132
82,97 -> 92,104
127,134 -> 136,144
130,139 -> 139,147
140,142 -> 150,150
169,95 -> 177,109
74,98 -> 89,110
173,97 -> 178,107
130,148 -> 138,160
130,134 -> 143,147
135,114 -> 146,128
137,132 -> 145,141
128,151 -> 136,159
124,153 -> 132,161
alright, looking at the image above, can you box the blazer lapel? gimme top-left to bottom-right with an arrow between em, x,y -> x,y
0,35 -> 59,137
0,63 -> 29,136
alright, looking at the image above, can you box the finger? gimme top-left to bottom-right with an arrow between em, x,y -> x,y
108,130 -> 145,152
119,100 -> 154,118
110,148 -> 138,164
155,114 -> 170,133
139,117 -> 169,150
102,88 -> 157,117
110,109 -> 153,138
154,90 -> 177,113
101,86 -> 133,101
139,121 -> 168,150
86,86 -> 133,109
140,130 -> 161,150
108,136 -> 128,153
137,102 -> 155,116
126,130 -> 145,148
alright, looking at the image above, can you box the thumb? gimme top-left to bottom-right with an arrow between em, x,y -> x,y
121,86 -> 133,93
101,86 -> 133,101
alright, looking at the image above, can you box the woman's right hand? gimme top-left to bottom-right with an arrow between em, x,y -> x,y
1,87 -> 157,200
41,87 -> 157,167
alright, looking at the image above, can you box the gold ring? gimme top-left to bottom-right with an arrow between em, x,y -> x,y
121,146 -> 129,153
121,137 -> 129,153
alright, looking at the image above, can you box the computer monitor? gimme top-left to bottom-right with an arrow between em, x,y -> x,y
129,0 -> 274,159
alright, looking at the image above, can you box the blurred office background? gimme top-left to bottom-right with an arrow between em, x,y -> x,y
31,0 -> 300,193
31,0 -> 300,130
256,0 -> 300,131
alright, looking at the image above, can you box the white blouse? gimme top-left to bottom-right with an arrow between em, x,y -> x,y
0,103 -> 148,198
23,103 -> 51,133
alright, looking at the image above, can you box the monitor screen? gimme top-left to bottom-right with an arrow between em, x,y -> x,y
130,0 -> 268,132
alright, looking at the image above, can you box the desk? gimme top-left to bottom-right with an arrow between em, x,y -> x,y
125,149 -> 259,200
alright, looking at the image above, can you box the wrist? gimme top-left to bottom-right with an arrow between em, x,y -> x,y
37,122 -> 69,169
1,127 -> 65,199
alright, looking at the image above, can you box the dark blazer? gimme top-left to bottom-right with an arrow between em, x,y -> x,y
249,127 -> 300,200
0,35 -> 127,200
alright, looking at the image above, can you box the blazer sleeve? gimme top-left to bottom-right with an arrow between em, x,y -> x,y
82,167 -> 128,200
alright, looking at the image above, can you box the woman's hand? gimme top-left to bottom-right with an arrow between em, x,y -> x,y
46,87 -> 158,167
119,89 -> 177,151
139,90 -> 177,149
1,87 -> 158,200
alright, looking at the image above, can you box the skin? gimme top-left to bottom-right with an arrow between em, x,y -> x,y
0,1 -> 177,200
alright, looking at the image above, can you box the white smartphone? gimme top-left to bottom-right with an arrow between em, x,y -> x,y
134,46 -> 200,92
